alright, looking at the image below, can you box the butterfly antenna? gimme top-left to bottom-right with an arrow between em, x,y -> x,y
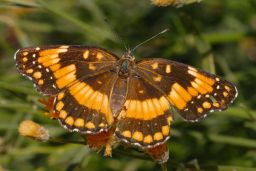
131,28 -> 169,53
104,18 -> 129,51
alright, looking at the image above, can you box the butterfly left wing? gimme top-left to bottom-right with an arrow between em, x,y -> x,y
15,45 -> 119,133
136,59 -> 238,121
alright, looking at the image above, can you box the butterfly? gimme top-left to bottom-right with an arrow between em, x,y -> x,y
15,45 -> 237,148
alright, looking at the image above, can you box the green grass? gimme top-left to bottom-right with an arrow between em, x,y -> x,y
0,0 -> 256,170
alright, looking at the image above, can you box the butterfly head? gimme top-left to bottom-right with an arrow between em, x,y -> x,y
122,49 -> 135,61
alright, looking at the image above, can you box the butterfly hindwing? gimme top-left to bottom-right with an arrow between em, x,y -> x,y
15,45 -> 118,95
136,59 -> 238,121
115,75 -> 173,148
55,71 -> 118,133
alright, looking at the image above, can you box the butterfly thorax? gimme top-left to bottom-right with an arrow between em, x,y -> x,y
117,52 -> 135,78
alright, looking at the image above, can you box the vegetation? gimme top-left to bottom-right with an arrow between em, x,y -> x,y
0,0 -> 256,170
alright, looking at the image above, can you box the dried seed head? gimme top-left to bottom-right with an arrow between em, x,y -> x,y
18,120 -> 49,141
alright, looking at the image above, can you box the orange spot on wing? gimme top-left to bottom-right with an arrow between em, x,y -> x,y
89,63 -> 96,70
74,118 -> 85,127
188,70 -> 215,85
191,81 -> 207,94
159,96 -> 170,110
50,64 -> 61,71
26,69 -> 33,74
22,52 -> 29,56
194,78 -> 213,92
59,110 -> 67,119
39,48 -> 67,56
92,92 -> 103,111
166,64 -> 171,73
57,92 -> 65,100
38,79 -> 44,85
146,99 -> 157,120
144,135 -> 153,144
54,64 -> 76,78
127,100 -> 137,118
197,107 -> 203,113
69,82 -> 86,95
187,87 -> 198,96
162,125 -> 169,136
85,122 -> 95,129
42,58 -> 60,67
22,57 -> 28,62
153,132 -> 163,141
202,101 -> 211,109
96,52 -> 104,60
213,102 -> 220,108
33,72 -> 42,79
65,116 -> 74,126
169,88 -> 186,109
38,54 -> 58,63
56,101 -> 64,111
223,91 -> 228,97
225,86 -> 231,92
141,101 -> 149,120
83,50 -> 89,59
172,83 -> 192,102
151,62 -> 158,69
56,71 -> 76,88
122,130 -> 132,138
132,131 -> 143,141
152,98 -> 164,115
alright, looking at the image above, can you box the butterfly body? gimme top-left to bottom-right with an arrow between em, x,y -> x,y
15,45 -> 237,149
117,56 -> 134,78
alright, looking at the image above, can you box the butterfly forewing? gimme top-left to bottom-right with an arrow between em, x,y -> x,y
136,59 -> 237,121
15,45 -> 118,95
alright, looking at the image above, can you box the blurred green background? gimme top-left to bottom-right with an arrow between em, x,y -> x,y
0,0 -> 256,170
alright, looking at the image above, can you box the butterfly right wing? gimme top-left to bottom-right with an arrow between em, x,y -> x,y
136,58 -> 238,121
